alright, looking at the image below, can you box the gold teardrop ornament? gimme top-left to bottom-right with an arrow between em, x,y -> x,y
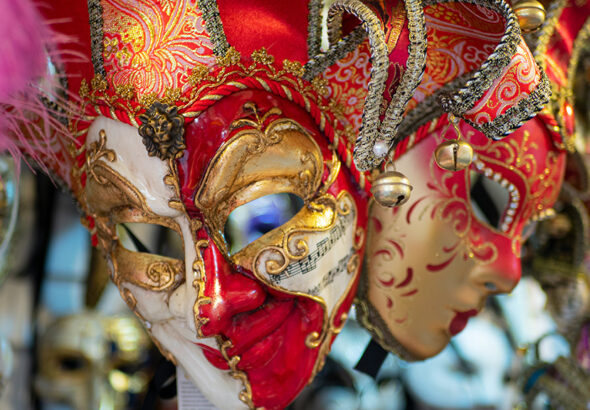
371,164 -> 413,207
513,0 -> 546,32
434,139 -> 474,171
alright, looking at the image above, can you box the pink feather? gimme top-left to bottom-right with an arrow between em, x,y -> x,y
0,0 -> 46,100
0,0 -> 77,175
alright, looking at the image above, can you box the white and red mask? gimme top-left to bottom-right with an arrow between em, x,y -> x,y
83,91 -> 368,409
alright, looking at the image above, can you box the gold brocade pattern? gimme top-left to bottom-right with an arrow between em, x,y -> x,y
466,41 -> 539,125
101,0 -> 216,98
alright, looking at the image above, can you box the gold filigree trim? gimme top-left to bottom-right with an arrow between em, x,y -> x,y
146,261 -> 176,288
84,129 -> 116,184
250,193 -> 341,278
193,239 -> 212,338
305,331 -> 322,348
354,226 -> 365,251
347,254 -> 360,274
218,337 -> 257,409
164,158 -> 185,212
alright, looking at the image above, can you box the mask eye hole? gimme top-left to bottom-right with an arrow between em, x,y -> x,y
116,223 -> 184,260
469,171 -> 510,230
57,354 -> 89,373
224,193 -> 304,255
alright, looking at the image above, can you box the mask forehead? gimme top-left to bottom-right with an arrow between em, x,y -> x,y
86,117 -> 180,218
177,91 -> 335,197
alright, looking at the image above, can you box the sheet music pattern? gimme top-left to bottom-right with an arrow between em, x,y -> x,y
269,209 -> 354,289
306,248 -> 354,296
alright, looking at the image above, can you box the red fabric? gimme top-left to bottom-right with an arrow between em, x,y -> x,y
217,0 -> 310,63
38,1 -> 94,94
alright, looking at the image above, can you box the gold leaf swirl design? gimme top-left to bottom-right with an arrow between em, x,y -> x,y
146,261 -> 175,288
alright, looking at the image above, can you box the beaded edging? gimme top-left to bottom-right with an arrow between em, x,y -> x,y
198,0 -> 230,58
87,0 -> 106,77
308,0 -> 324,59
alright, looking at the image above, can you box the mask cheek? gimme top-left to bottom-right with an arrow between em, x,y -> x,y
105,241 -> 185,325
111,244 -> 185,291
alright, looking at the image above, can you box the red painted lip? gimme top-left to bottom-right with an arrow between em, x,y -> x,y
449,309 -> 478,336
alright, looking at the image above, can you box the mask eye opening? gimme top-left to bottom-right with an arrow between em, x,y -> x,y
116,223 -> 184,260
469,170 -> 511,231
56,353 -> 89,373
224,192 -> 304,255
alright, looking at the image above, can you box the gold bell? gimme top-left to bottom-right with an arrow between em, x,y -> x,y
513,0 -> 546,32
434,139 -> 474,171
371,163 -> 413,207
434,114 -> 474,172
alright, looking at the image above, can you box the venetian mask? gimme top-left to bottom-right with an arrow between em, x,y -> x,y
85,90 -> 368,409
359,118 -> 566,359
35,313 -> 153,410
32,1 -> 378,407
354,0 -> 590,359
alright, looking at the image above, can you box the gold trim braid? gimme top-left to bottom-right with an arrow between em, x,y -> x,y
198,0 -> 230,58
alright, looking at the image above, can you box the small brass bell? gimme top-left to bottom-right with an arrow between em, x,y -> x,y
434,139 -> 474,171
371,163 -> 413,207
434,114 -> 474,171
513,0 -> 546,32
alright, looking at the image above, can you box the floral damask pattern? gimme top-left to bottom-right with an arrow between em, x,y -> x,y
407,2 -> 505,110
101,0 -> 216,98
465,41 -> 539,125
323,41 -> 371,134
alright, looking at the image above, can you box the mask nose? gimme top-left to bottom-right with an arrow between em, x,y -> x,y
195,240 -> 267,336
469,252 -> 521,295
